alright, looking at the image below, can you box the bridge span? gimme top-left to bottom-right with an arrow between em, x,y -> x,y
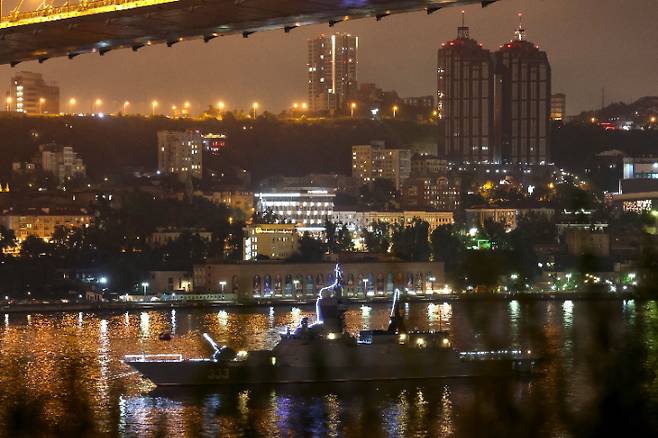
0,0 -> 499,66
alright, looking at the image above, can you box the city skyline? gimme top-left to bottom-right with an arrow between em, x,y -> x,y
0,0 -> 654,115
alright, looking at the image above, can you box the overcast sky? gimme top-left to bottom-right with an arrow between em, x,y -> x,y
0,0 -> 656,115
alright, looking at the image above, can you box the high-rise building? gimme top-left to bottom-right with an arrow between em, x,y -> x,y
9,71 -> 60,114
307,33 -> 358,115
352,142 -> 411,190
494,18 -> 551,164
157,130 -> 203,181
551,93 -> 566,121
36,143 -> 86,183
437,16 -> 495,163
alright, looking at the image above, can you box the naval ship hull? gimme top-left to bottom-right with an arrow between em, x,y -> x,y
127,347 -> 535,387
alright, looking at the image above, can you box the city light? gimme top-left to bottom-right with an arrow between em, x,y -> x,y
151,100 -> 159,116
252,102 -> 259,118
350,102 -> 357,117
217,101 -> 225,111
392,105 -> 398,118
94,99 -> 102,114
123,101 -> 130,114
5,96 -> 11,111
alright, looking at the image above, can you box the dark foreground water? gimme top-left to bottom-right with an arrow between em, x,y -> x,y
1,299 -> 657,437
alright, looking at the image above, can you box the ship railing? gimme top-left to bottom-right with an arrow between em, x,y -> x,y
459,350 -> 527,360
124,353 -> 183,362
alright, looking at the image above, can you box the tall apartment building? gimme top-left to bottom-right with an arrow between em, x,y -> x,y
157,130 -> 203,181
551,93 -> 566,121
494,20 -> 551,164
38,144 -> 86,183
308,33 -> 358,114
9,71 -> 60,114
352,142 -> 411,190
437,18 -> 496,163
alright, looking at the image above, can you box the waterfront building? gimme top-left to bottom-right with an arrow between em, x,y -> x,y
551,93 -> 566,121
0,207 -> 92,243
352,142 -> 411,189
157,130 -> 203,181
193,260 -> 445,300
9,71 -> 60,114
308,33 -> 358,114
148,271 -> 194,294
437,16 -> 496,163
331,210 -> 454,234
243,223 -> 299,261
255,188 -> 335,230
494,18 -> 551,164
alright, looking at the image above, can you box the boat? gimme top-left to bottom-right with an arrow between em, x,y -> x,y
124,265 -> 540,386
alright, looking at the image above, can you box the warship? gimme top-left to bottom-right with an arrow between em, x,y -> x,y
125,265 -> 539,386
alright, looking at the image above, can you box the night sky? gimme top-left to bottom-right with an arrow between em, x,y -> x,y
0,0 -> 655,115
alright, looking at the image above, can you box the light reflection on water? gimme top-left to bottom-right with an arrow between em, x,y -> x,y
0,300 -> 656,436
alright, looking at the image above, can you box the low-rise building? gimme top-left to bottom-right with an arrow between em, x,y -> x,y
255,188 -> 335,230
0,207 -> 92,243
243,223 -> 299,261
193,260 -> 445,301
565,229 -> 610,257
147,228 -> 213,246
465,207 -> 518,231
401,176 -> 460,211
331,210 -> 454,233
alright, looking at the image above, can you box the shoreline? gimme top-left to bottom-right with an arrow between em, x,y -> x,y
0,291 -> 642,314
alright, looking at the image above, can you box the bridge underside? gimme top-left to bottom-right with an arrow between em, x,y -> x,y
0,0 -> 496,66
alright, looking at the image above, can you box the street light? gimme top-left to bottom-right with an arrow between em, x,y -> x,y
151,100 -> 159,116
392,105 -> 398,118
141,282 -> 149,300
39,97 -> 45,114
171,105 -> 178,117
252,102 -> 259,118
68,98 -> 76,114
94,98 -> 102,114
350,102 -> 357,118
5,96 -> 11,112
123,101 -> 130,115
217,101 -> 225,111
301,102 -> 308,110
362,278 -> 369,296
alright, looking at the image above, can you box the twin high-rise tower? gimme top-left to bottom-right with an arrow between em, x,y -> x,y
437,14 -> 551,165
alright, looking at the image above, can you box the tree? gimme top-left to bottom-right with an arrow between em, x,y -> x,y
324,220 -> 339,254
288,232 -> 324,262
391,219 -> 431,261
337,224 -> 354,252
362,221 -> 390,254
0,225 -> 16,254
20,235 -> 52,259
